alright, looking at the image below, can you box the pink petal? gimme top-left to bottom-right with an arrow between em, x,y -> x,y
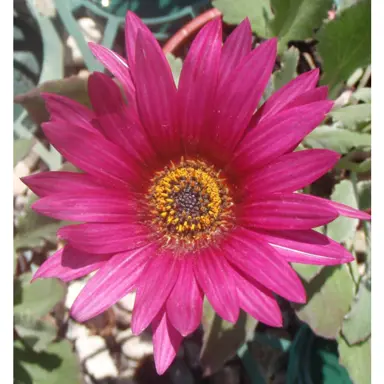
21,171 -> 102,197
88,72 -> 124,115
125,11 -> 152,71
166,258 -> 203,336
232,268 -> 282,327
284,86 -> 329,110
134,29 -> 180,157
211,38 -> 277,153
238,192 -> 339,230
70,244 -> 155,322
308,195 -> 371,220
58,223 -> 151,254
177,18 -> 222,153
253,69 -> 320,125
32,245 -> 111,282
88,43 -> 135,105
224,227 -> 306,303
32,191 -> 138,222
194,248 -> 239,323
42,121 -> 144,188
131,252 -> 180,335
232,101 -> 334,172
42,93 -> 95,131
95,108 -> 158,168
219,18 -> 252,85
254,229 -> 354,265
152,310 -> 182,375
242,149 -> 341,198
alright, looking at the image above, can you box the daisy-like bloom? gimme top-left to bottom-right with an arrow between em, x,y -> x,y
23,12 -> 370,374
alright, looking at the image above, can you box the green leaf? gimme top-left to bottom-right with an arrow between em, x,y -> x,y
318,0 -> 371,92
361,122 -> 371,133
14,273 -> 66,318
338,0 -> 363,10
357,180 -> 371,210
292,264 -> 323,283
338,336 -> 371,384
166,53 -> 183,86
14,313 -> 57,352
201,301 -> 257,375
14,194 -> 65,249
341,280 -> 371,345
327,180 -> 359,243
14,139 -> 33,166
14,339 -> 81,384
294,265 -> 355,338
330,104 -> 371,130
351,87 -> 371,103
14,74 -> 91,126
304,124 -> 371,153
212,0 -> 273,37
335,156 -> 371,173
272,47 -> 300,90
270,0 -> 333,53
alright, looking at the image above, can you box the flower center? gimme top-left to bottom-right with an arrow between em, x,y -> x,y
147,158 -> 234,252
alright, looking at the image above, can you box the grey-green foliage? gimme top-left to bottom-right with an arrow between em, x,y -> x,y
269,0 -> 333,53
14,272 -> 65,318
14,194 -> 66,249
317,0 -> 371,92
212,0 -> 273,37
14,340 -> 81,384
14,139 -> 33,166
304,124 -> 371,154
272,47 -> 299,90
200,300 -> 257,375
13,271 -> 80,382
327,180 -> 359,244
294,265 -> 355,339
338,336 -> 371,384
166,53 -> 183,86
342,279 -> 371,345
214,0 -> 333,53
329,104 -> 371,131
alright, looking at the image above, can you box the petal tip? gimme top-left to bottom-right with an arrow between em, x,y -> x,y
155,362 -> 171,376
69,304 -> 88,323
359,211 -> 372,221
30,272 -> 41,282
343,253 -> 355,263
20,175 -> 32,187
130,321 -> 144,336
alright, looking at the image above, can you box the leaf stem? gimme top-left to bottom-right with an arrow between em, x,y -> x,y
350,172 -> 371,277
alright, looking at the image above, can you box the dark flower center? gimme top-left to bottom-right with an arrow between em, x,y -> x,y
147,158 -> 234,251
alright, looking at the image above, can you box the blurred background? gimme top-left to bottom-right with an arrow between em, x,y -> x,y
13,0 -> 371,383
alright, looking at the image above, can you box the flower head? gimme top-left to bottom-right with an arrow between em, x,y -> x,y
23,12 -> 370,374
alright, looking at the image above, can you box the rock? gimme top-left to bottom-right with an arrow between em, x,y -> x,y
114,293 -> 136,329
354,230 -> 367,254
13,162 -> 30,195
66,319 -> 89,341
117,329 -> 153,360
119,292 -> 136,312
76,335 -> 118,379
65,280 -> 86,310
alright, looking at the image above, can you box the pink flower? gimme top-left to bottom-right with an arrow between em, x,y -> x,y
22,12 -> 370,374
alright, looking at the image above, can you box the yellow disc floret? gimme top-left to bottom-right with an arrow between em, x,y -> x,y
147,158 -> 233,252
